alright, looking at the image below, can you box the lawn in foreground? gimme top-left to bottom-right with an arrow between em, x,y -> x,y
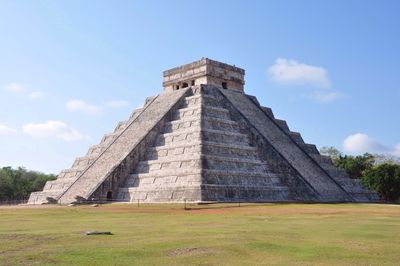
0,203 -> 399,265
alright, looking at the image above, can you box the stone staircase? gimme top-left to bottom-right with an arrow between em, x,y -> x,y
117,87 -> 290,202
117,91 -> 203,202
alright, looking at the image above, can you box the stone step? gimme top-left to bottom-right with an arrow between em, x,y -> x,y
164,115 -> 241,134
128,168 -> 281,185
136,152 -> 201,165
289,132 -> 305,145
156,127 -> 250,147
324,167 -> 349,179
122,184 -> 291,196
171,105 -> 230,120
57,169 -> 83,179
334,176 -> 362,183
100,132 -> 118,145
202,105 -> 231,119
146,143 -> 201,160
275,119 -> 290,133
163,117 -> 200,133
134,156 -> 202,174
310,154 -> 334,166
202,184 -> 289,190
201,184 -> 290,202
43,177 -> 76,191
117,186 -> 202,202
71,153 -> 98,168
86,144 -> 107,156
301,143 -> 320,155
203,154 -> 267,172
202,116 -> 241,132
147,140 -> 257,161
155,128 -> 201,146
333,178 -> 373,194
181,98 -> 202,109
201,129 -> 250,145
129,168 -> 202,179
183,94 -> 220,108
202,169 -> 281,186
261,106 -> 275,118
203,168 -> 278,178
202,141 -> 259,159
124,174 -> 201,188
171,106 -> 201,120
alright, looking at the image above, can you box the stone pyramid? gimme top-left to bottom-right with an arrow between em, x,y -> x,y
28,58 -> 379,204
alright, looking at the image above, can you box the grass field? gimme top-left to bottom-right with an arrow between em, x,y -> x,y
0,203 -> 399,266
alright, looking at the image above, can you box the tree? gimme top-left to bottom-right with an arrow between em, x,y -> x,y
320,147 -> 375,179
335,153 -> 375,179
362,163 -> 400,201
0,167 -> 56,201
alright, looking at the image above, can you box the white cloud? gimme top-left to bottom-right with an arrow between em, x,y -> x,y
343,133 -> 388,154
23,120 -> 88,141
343,133 -> 400,157
268,58 -> 345,104
106,100 -> 130,108
28,91 -> 44,99
0,124 -> 17,135
310,91 -> 343,103
66,99 -> 102,115
5,83 -> 44,99
6,83 -> 26,93
268,58 -> 331,88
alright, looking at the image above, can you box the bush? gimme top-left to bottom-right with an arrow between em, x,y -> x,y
362,163 -> 400,201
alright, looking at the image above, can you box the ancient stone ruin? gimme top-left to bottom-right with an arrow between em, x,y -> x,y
28,58 -> 379,204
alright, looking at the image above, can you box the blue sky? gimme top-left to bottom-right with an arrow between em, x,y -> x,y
0,0 -> 399,173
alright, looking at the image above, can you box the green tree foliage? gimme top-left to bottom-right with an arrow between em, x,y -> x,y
362,163 -> 400,201
320,146 -> 375,179
335,153 -> 375,179
0,167 -> 56,201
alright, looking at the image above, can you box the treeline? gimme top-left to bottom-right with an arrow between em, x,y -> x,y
0,167 -> 56,202
320,147 -> 400,201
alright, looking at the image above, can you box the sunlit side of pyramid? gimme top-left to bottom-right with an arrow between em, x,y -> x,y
28,58 -> 379,204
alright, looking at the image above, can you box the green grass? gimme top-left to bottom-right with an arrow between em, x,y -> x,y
0,203 -> 399,265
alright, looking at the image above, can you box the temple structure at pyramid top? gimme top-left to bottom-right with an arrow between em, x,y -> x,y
28,58 -> 379,205
163,58 -> 245,92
